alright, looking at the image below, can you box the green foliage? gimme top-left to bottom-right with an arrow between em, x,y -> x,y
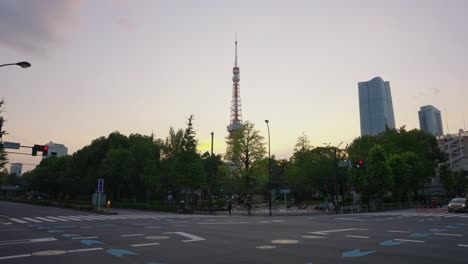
347,127 -> 445,202
225,121 -> 266,194
23,115 -> 211,203
0,99 -> 7,169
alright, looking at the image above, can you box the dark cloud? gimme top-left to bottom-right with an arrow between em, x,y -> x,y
0,0 -> 81,56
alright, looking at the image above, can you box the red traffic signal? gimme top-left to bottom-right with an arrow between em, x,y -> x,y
355,160 -> 365,169
32,144 -> 49,156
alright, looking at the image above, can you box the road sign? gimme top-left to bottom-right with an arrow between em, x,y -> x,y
97,178 -> 104,193
280,189 -> 290,194
2,141 -> 20,149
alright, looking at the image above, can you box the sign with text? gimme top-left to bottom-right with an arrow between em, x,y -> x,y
2,141 -> 20,149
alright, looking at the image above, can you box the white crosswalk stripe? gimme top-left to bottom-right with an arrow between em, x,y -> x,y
21,217 -> 42,223
10,218 -> 27,224
34,217 -> 56,222
6,213 -> 221,224
46,216 -> 70,221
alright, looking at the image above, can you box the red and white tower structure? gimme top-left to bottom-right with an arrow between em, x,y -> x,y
227,39 -> 243,136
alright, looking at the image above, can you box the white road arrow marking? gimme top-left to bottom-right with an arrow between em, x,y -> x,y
164,232 -> 206,242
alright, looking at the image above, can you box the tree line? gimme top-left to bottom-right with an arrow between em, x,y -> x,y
2,113 -> 466,206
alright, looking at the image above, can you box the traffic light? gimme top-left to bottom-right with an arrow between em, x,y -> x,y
43,145 -> 49,156
32,145 -> 49,156
355,159 -> 365,169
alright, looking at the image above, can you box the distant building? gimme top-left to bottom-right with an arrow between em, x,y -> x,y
437,129 -> 468,172
42,141 -> 68,159
10,163 -> 22,176
419,105 -> 443,137
358,77 -> 396,136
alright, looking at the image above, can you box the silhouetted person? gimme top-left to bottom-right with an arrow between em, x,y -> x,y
227,200 -> 233,216
245,200 -> 252,215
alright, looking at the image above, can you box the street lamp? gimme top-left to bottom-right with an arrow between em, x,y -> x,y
265,120 -> 271,216
0,61 -> 31,68
209,132 -> 214,215
334,141 -> 343,213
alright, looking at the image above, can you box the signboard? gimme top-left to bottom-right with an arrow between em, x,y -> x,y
280,189 -> 290,194
97,179 -> 104,193
2,141 -> 20,149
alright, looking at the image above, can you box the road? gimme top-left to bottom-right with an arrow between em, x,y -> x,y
1,201 -> 467,263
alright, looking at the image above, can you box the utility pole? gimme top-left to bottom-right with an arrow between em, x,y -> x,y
265,120 -> 271,216
334,142 -> 343,214
209,132 -> 214,215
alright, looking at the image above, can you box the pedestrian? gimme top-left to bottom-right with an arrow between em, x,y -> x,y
329,201 -> 334,213
246,200 -> 252,215
227,199 -> 233,216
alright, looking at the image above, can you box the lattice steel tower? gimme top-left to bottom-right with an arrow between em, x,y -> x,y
227,39 -> 243,136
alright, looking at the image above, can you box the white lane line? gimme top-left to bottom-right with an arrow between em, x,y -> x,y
0,254 -> 31,260
46,216 -> 69,222
197,222 -> 248,224
34,217 -> 56,222
121,234 -> 145,237
388,230 -> 409,233
71,236 -> 99,240
309,228 -> 368,235
458,244 -> 468,247
130,242 -> 160,247
1,223 -> 12,225
10,218 -> 27,224
68,247 -> 103,253
434,233 -> 463,237
335,218 -> 364,222
346,235 -> 370,239
0,237 -> 57,246
394,239 -> 425,243
21,217 -> 42,223
164,232 -> 206,242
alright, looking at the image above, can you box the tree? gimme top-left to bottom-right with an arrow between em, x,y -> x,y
364,145 -> 392,199
0,99 -> 7,169
225,121 -> 266,195
387,154 -> 411,203
439,164 -> 455,198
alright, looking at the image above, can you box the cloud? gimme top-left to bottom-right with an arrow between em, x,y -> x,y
0,0 -> 81,56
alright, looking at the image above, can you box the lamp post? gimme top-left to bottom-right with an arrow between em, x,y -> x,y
209,132 -> 214,215
334,141 -> 343,213
0,61 -> 31,68
265,120 -> 271,216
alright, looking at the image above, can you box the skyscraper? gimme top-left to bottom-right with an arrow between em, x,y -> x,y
358,77 -> 396,136
418,105 -> 443,137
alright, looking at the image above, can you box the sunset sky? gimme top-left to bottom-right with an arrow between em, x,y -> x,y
1,0 -> 468,172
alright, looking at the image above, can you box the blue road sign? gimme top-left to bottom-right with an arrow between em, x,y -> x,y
97,178 -> 104,193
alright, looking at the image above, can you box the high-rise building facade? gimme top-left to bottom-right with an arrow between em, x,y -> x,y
10,163 -> 22,176
358,77 -> 396,136
418,105 -> 443,137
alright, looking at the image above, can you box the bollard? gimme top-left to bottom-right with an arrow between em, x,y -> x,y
106,200 -> 111,213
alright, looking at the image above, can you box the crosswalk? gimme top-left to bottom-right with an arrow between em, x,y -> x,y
356,211 -> 468,219
3,214 -> 166,225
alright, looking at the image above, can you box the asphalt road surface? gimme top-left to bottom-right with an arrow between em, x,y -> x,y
1,201 -> 467,264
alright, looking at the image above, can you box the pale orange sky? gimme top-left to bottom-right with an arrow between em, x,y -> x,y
1,0 -> 467,172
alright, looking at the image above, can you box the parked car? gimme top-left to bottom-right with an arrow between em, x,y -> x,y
448,197 -> 467,213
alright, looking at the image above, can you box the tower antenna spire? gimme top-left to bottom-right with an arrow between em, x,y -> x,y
227,36 -> 243,136
235,33 -> 238,67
